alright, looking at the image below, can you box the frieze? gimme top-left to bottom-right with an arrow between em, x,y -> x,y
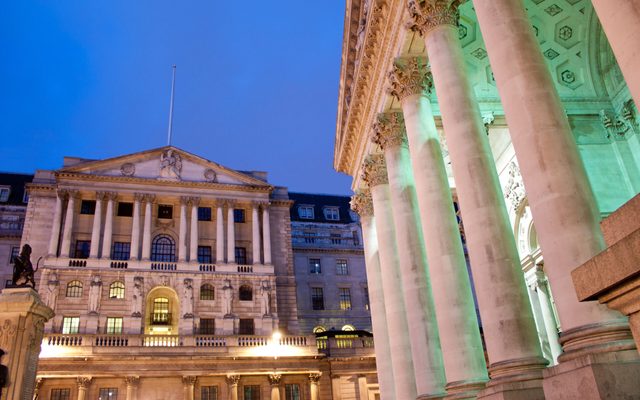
387,57 -> 433,101
372,112 -> 408,150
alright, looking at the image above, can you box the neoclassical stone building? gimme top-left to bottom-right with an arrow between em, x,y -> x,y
336,0 -> 640,399
22,147 -> 377,400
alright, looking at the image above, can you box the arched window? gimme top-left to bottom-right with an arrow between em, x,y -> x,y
312,326 -> 326,334
341,324 -> 356,331
66,280 -> 83,298
239,285 -> 253,301
151,297 -> 170,325
200,284 -> 215,301
151,234 -> 176,262
109,281 -> 125,299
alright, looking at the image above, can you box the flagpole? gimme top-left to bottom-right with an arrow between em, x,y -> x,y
167,65 -> 176,146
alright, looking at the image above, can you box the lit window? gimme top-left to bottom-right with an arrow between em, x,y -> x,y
109,281 -> 125,299
50,388 -> 70,400
0,187 -> 10,202
298,205 -> 314,219
336,260 -> 348,275
198,246 -> 212,264
80,200 -> 96,215
61,317 -> 80,334
151,234 -> 176,262
201,386 -> 218,400
323,207 -> 340,221
239,319 -> 255,335
198,206 -> 212,221
233,209 -> 245,223
342,324 -> 356,331
111,242 -> 131,260
9,246 -> 19,264
158,204 -> 173,219
73,240 -> 91,259
152,297 -> 170,325
239,285 -> 253,301
200,284 -> 215,300
66,281 -> 83,298
98,388 -> 118,400
106,317 -> 123,334
339,288 -> 352,310
285,384 -> 301,400
200,319 -> 215,335
309,258 -> 321,274
311,288 -> 324,310
312,326 -> 326,334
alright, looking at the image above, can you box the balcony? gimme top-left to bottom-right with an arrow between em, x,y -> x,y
150,312 -> 171,326
291,235 -> 362,250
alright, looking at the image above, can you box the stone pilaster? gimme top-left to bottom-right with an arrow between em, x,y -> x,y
216,201 -> 225,264
141,194 -> 155,261
308,373 -> 321,400
100,192 -> 117,259
76,376 -> 92,400
261,203 -> 272,265
226,201 -> 236,263
179,197 -> 189,262
124,376 -> 139,400
252,203 -> 261,265
89,191 -> 106,259
59,190 -> 78,258
130,193 -> 144,260
268,374 -> 281,400
47,190 -> 65,257
182,375 -> 197,400
226,375 -> 241,400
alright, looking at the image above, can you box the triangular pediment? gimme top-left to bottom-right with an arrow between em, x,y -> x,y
58,146 -> 270,187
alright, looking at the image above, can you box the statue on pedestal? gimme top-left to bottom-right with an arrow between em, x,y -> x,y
222,279 -> 233,317
11,244 -> 40,288
88,275 -> 102,314
260,280 -> 271,316
182,279 -> 194,318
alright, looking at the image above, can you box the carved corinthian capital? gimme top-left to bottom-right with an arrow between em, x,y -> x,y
387,57 -> 433,101
406,0 -> 461,36
351,189 -> 374,218
372,112 -> 408,150
362,154 -> 388,187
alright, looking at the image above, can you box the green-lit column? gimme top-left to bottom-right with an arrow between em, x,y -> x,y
372,113 -> 446,399
387,57 -> 488,398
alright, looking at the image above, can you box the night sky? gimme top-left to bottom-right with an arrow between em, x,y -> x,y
0,1 -> 352,194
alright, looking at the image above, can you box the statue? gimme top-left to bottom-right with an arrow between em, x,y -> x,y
44,272 -> 59,310
11,244 -> 40,288
160,149 -> 182,180
132,277 -> 143,317
182,279 -> 194,318
88,275 -> 102,313
260,280 -> 271,316
222,279 -> 233,316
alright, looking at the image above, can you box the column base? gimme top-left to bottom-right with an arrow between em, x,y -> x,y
557,320 -> 635,362
477,357 -> 547,400
542,349 -> 640,399
445,379 -> 487,399
417,392 -> 446,400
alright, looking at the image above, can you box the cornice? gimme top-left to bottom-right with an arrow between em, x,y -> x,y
270,199 -> 295,208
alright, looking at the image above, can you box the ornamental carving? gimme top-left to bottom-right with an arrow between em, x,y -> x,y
268,374 -> 282,386
182,376 -> 197,385
372,112 -> 407,150
600,100 -> 638,140
361,154 -> 388,187
77,376 -> 92,388
406,0 -> 461,37
350,190 -> 374,217
0,319 -> 17,348
124,376 -> 140,386
387,57 -> 433,101
120,163 -> 135,177
160,149 -> 182,180
226,375 -> 241,385
309,373 -> 322,383
204,168 -> 217,182
503,162 -> 526,212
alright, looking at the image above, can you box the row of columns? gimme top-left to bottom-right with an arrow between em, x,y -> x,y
349,0 -> 637,398
48,191 -> 272,265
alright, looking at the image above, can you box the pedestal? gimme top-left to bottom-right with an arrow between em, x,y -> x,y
86,313 -> 99,334
179,316 -> 194,335
124,316 -> 142,335
0,288 -> 54,400
260,316 -> 273,336
223,316 -> 235,335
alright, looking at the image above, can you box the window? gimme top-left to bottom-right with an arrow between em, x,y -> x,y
198,246 -> 212,264
285,384 -> 301,400
98,388 -> 118,400
200,284 -> 215,300
109,281 -> 125,299
22,189 -> 29,204
323,206 -> 340,221
158,204 -> 173,219
243,385 -> 260,400
336,260 -> 348,275
66,281 -> 83,297
342,324 -> 356,331
312,326 -> 326,334
151,234 -> 176,262
61,317 -> 79,334
198,207 -> 212,221
239,285 -> 253,301
106,317 -> 123,334
235,247 -> 247,264
117,202 -> 133,217
152,297 -> 170,325
73,240 -> 91,259
352,230 -> 360,246
298,205 -> 314,219
339,288 -> 352,310
239,319 -> 255,335
50,388 -> 70,400
364,287 -> 370,310
330,233 -> 342,244
311,288 -> 324,310
9,246 -> 19,264
200,318 -> 215,334
111,242 -> 131,260
0,187 -> 10,202
201,386 -> 218,400
80,200 -> 96,215
233,209 -> 245,223
309,258 -> 321,274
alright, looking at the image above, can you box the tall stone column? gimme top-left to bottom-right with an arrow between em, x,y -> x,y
471,0 -> 630,357
387,57 -> 488,396
89,192 -> 105,259
226,375 -> 240,400
130,194 -> 143,260
47,189 -> 65,257
268,374 -> 281,400
59,190 -> 78,258
308,373 -> 321,400
141,195 -> 155,261
124,376 -> 139,400
179,197 -> 189,262
372,113 -> 446,398
100,192 -> 116,259
591,0 -> 640,109
226,202 -> 236,263
216,202 -> 225,264
182,376 -> 197,400
189,197 -> 200,262
351,190 -> 396,400
76,377 -> 92,400
252,203 -> 261,265
362,154 -> 417,400
407,1 -> 547,395
262,203 -> 272,265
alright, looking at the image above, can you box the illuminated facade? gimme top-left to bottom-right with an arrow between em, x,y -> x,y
336,1 -> 640,399
23,147 -> 378,400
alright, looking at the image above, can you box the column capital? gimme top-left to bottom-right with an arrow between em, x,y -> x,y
387,57 -> 433,101
226,374 -> 241,386
351,189 -> 374,218
406,0 -> 461,37
182,376 -> 197,385
56,188 -> 69,199
105,192 -> 118,201
268,373 -> 282,386
308,372 -> 322,384
124,376 -> 140,386
134,193 -> 145,202
189,197 -> 201,207
95,191 -> 108,201
143,194 -> 156,204
362,154 -> 388,187
66,189 -> 80,199
372,112 -> 408,150
77,376 -> 92,388
180,196 -> 190,206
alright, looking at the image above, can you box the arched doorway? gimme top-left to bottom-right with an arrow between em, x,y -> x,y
145,286 -> 180,335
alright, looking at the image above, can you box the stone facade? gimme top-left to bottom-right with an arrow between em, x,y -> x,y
0,173 -> 32,289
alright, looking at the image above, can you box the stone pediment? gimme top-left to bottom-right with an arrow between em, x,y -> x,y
58,146 -> 270,187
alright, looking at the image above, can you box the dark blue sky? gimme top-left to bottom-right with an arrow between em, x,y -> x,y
0,1 -> 352,194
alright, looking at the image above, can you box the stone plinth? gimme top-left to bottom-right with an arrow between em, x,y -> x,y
0,288 -> 54,400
